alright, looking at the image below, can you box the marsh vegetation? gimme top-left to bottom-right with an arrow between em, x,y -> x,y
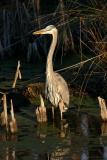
0,0 -> 107,159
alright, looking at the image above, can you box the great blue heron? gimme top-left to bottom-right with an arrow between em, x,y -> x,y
33,25 -> 69,120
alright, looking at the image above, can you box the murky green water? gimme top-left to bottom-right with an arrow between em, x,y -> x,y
0,60 -> 107,160
0,105 -> 107,160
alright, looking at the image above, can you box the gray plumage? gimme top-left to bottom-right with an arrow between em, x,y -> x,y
45,72 -> 69,107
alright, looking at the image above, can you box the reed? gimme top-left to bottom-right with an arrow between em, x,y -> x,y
1,94 -> 9,132
12,60 -> 22,88
9,99 -> 18,133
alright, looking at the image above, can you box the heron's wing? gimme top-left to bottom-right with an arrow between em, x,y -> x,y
54,72 -> 69,106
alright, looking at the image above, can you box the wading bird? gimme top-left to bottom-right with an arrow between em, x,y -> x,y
33,25 -> 69,120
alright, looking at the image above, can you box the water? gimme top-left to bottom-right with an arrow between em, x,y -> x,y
0,59 -> 105,160
0,104 -> 107,160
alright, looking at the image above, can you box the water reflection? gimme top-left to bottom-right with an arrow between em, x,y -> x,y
69,113 -> 89,160
0,109 -> 106,160
80,114 -> 89,160
81,147 -> 89,160
6,147 -> 16,160
81,114 -> 89,137
0,132 -> 17,142
37,153 -> 50,160
0,132 -> 17,160
101,122 -> 107,136
100,122 -> 107,160
34,119 -> 70,160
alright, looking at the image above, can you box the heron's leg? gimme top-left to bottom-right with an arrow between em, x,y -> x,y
52,106 -> 54,120
59,104 -> 63,120
59,100 -> 65,121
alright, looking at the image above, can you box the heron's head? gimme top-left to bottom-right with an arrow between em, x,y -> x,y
33,25 -> 57,35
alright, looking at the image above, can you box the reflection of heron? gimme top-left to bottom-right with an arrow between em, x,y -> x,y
33,25 -> 69,120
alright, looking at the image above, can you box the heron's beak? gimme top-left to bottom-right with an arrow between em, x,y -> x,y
33,28 -> 46,35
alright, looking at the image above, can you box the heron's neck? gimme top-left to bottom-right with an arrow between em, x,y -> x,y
46,31 -> 57,75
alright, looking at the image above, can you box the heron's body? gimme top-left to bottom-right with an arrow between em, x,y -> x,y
33,25 -> 69,120
46,72 -> 69,107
